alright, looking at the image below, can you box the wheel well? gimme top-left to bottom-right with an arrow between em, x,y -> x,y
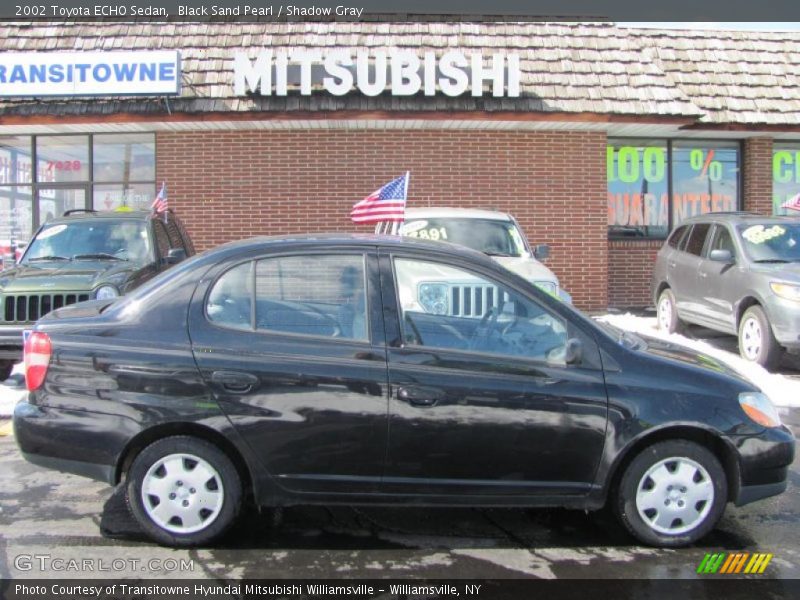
735,297 -> 761,329
115,423 -> 254,498
606,427 -> 740,505
654,282 -> 670,306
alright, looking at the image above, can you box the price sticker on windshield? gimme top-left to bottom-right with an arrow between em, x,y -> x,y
742,225 -> 786,245
400,221 -> 449,241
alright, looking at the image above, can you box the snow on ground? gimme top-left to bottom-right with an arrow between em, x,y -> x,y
0,362 -> 26,417
598,313 -> 800,409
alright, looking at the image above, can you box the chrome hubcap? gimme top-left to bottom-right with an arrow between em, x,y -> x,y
635,457 -> 714,535
141,453 -> 224,534
741,317 -> 762,361
658,296 -> 673,330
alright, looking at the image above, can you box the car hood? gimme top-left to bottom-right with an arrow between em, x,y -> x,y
750,262 -> 800,281
492,256 -> 559,285
636,334 -> 754,387
0,260 -> 139,293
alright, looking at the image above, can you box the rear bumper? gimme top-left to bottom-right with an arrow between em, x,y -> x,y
13,400 -> 122,486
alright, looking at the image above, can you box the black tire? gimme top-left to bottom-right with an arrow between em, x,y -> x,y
656,288 -> 683,334
614,440 -> 727,547
126,436 -> 242,547
0,361 -> 13,382
738,305 -> 782,370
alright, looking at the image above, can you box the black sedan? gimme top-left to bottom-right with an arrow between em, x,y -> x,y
13,234 -> 795,547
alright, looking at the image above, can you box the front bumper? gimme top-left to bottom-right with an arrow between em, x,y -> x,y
0,324 -> 25,361
731,424 -> 795,506
764,295 -> 800,351
13,400 -> 123,485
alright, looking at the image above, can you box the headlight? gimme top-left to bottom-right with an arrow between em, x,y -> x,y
739,392 -> 782,428
418,283 -> 448,315
95,285 -> 120,300
770,282 -> 800,302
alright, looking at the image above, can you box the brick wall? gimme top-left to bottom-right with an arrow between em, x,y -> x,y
608,239 -> 663,308
157,129 -> 608,310
743,137 -> 774,215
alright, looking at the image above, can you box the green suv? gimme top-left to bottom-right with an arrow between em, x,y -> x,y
0,210 -> 195,380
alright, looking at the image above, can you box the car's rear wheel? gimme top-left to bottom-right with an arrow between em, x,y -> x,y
0,361 -> 13,382
657,289 -> 683,334
614,440 -> 727,547
126,436 -> 242,547
738,306 -> 782,370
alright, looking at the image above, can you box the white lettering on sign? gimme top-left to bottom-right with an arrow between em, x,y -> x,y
233,49 -> 520,98
0,52 -> 181,97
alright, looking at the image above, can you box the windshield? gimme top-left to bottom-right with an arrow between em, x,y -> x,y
737,223 -> 800,263
399,218 -> 528,257
22,220 -> 151,264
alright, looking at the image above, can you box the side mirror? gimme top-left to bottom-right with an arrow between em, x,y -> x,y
709,249 -> 734,263
165,248 -> 187,264
533,244 -> 551,260
565,338 -> 583,365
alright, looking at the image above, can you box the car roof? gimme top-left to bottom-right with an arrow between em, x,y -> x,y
404,207 -> 513,221
45,210 -> 156,225
210,232 -> 497,265
680,212 -> 800,227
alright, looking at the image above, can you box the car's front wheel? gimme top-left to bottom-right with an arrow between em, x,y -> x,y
738,305 -> 782,370
614,440 -> 727,547
656,289 -> 683,334
126,436 -> 242,547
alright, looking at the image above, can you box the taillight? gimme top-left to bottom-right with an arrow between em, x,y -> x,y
24,331 -> 52,392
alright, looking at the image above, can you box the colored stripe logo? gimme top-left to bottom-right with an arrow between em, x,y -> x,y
697,553 -> 773,574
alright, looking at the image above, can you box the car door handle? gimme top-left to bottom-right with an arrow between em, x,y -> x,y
211,370 -> 259,393
396,386 -> 441,407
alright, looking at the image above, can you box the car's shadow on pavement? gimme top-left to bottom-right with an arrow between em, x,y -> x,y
99,483 -> 756,552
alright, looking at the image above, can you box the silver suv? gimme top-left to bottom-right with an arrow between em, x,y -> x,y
651,212 -> 800,368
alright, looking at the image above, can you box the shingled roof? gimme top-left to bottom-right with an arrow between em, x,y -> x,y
627,27 -> 800,126
0,21 -> 798,126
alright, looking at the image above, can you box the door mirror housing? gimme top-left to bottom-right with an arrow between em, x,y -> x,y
165,248 -> 187,264
533,244 -> 551,260
565,338 -> 583,365
709,249 -> 734,263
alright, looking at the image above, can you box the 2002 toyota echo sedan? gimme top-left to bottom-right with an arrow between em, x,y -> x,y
13,234 -> 795,547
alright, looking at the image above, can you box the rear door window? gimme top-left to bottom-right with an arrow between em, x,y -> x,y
684,224 -> 711,256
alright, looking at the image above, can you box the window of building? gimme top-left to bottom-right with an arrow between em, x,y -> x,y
773,143 -> 800,215
0,134 -> 156,255
608,139 -> 741,238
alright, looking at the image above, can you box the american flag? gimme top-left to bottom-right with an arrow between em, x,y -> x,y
351,173 -> 409,224
151,182 -> 168,214
781,193 -> 800,211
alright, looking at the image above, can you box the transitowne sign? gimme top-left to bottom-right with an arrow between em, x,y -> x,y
0,52 -> 181,97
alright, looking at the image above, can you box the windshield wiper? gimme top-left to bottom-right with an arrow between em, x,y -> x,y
484,251 -> 515,257
753,259 -> 790,264
72,253 -> 126,261
28,255 -> 70,262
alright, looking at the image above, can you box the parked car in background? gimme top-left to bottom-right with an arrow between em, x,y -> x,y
399,208 -> 572,303
0,209 -> 194,381
651,212 -> 800,369
14,233 -> 793,548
